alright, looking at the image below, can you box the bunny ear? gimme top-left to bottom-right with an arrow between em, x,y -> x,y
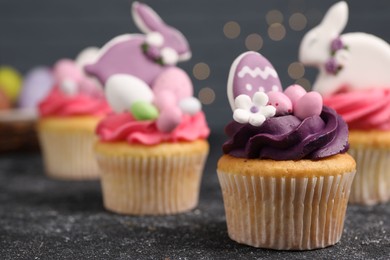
132,1 -> 165,33
321,1 -> 348,35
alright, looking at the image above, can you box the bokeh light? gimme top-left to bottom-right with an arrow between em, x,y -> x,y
288,62 -> 305,79
289,13 -> 307,31
245,33 -> 263,51
193,63 -> 210,80
223,21 -> 241,39
295,78 -> 311,91
266,10 -> 283,25
268,23 -> 286,41
198,87 -> 215,105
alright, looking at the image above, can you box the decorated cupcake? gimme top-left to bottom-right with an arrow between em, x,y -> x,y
87,2 -> 210,215
38,49 -> 111,180
217,51 -> 356,250
299,1 -> 390,205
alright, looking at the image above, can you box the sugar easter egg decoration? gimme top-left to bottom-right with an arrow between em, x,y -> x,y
157,106 -> 182,133
19,67 -> 54,109
0,66 -> 23,103
266,91 -> 292,116
152,67 -> 201,115
293,91 -> 323,120
227,52 -> 324,126
105,74 -> 154,113
0,89 -> 11,110
130,101 -> 159,121
227,51 -> 282,111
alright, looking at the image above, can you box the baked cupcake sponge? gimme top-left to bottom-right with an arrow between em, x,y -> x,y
38,116 -> 102,180
348,130 -> 390,205
217,153 -> 356,250
95,140 -> 209,215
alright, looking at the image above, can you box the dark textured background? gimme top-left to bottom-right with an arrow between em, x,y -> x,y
1,1 -> 390,259
2,0 -> 390,130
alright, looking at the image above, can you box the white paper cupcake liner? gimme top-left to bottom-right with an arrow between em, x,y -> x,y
217,171 -> 355,250
348,147 -> 390,205
39,130 -> 100,180
96,152 -> 208,215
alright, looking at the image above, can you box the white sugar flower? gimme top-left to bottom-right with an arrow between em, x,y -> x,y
233,92 -> 276,126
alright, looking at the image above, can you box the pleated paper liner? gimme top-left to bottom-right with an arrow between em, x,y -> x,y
38,116 -> 102,180
217,154 -> 356,250
95,140 -> 209,215
218,172 -> 355,250
348,147 -> 390,205
39,129 -> 100,180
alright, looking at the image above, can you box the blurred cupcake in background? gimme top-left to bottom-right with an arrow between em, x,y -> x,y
38,47 -> 111,180
0,66 -> 41,152
89,2 -> 210,215
299,1 -> 390,205
0,66 -> 23,110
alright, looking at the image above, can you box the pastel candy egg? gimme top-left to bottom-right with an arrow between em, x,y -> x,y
152,67 -> 193,100
105,74 -> 154,113
54,59 -> 83,83
294,92 -> 323,120
0,89 -> 11,110
284,84 -> 307,107
157,106 -> 182,133
0,66 -> 23,103
179,97 -> 201,115
130,101 -> 159,121
19,67 -> 54,108
154,90 -> 177,110
266,91 -> 292,116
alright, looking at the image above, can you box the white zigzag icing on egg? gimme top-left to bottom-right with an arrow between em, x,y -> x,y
238,66 -> 278,80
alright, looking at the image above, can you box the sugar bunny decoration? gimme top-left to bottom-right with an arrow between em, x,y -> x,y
228,51 -> 323,126
299,1 -> 390,96
85,2 -> 201,133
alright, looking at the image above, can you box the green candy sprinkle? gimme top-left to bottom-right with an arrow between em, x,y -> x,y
130,101 -> 159,121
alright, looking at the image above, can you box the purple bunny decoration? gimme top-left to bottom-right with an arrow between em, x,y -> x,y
84,2 -> 192,114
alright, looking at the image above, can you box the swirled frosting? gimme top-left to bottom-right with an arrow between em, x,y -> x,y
96,111 -> 209,145
324,89 -> 390,130
223,106 -> 349,160
39,87 -> 111,117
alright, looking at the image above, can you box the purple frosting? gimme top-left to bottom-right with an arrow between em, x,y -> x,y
223,106 -> 349,160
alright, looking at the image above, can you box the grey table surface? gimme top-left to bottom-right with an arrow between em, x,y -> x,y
0,134 -> 389,259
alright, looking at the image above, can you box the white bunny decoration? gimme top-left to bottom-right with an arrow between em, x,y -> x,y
299,1 -> 390,96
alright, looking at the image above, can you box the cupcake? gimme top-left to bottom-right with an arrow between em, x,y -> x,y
87,2 -> 210,215
299,1 -> 390,205
38,53 -> 111,180
217,51 -> 355,250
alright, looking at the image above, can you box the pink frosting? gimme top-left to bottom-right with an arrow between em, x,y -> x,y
324,89 -> 390,130
39,87 -> 111,117
96,111 -> 210,145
